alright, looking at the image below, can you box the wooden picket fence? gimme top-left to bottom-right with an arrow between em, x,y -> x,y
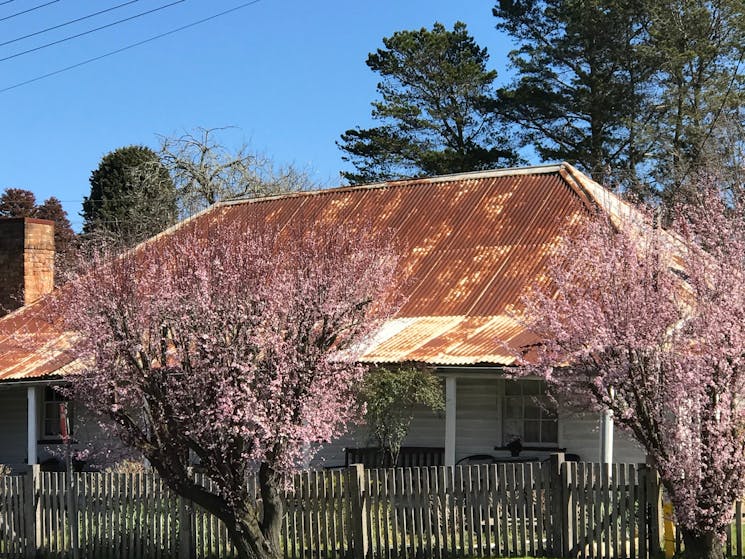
0,458 -> 742,559
343,459 -> 656,559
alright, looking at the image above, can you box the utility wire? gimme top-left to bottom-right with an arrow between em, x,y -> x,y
0,0 -> 58,23
0,0 -> 261,94
0,0 -> 142,48
0,0 -> 185,63
0,0 -> 18,7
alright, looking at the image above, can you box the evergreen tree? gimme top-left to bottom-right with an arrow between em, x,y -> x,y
646,0 -> 745,203
494,0 -> 745,200
338,22 -> 519,184
36,196 -> 75,255
0,188 -> 38,217
83,146 -> 177,247
494,0 -> 656,196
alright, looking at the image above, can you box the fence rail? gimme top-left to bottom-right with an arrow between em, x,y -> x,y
0,458 -> 741,559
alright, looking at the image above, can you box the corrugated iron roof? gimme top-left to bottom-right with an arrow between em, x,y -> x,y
0,163 -> 626,377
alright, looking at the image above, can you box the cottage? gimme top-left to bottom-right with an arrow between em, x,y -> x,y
0,163 -> 645,471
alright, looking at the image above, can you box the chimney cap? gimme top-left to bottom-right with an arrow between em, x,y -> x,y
0,217 -> 55,226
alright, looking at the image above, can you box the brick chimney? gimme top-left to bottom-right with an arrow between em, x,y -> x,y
0,218 -> 55,316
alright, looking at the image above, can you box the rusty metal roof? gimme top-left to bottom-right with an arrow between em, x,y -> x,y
0,299 -> 80,380
0,163 -> 626,378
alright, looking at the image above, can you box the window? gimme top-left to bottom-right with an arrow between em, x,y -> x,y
42,387 -> 72,439
503,380 -> 558,445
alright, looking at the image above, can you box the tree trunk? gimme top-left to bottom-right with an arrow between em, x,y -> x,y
681,529 -> 724,559
225,515 -> 283,559
258,462 -> 285,557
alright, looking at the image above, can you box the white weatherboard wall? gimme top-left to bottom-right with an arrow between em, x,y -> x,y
453,378 -> 500,460
559,412 -> 645,463
310,426 -> 366,469
309,370 -> 646,468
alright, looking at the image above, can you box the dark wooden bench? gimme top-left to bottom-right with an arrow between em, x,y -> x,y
344,446 -> 444,468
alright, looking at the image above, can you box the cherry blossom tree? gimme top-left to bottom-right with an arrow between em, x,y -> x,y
520,182 -> 745,559
57,218 -> 400,559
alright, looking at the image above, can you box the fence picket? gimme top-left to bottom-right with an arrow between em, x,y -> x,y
737,500 -> 743,559
5,476 -> 13,556
331,469 -> 341,559
13,475 -> 18,558
604,465 -> 612,559
107,472 -> 114,559
519,463 -> 528,557
610,464 -> 618,559
419,466 -> 434,557
16,475 -> 23,558
445,466 -> 456,558
462,466 -> 472,558
616,464 -> 625,559
638,466 -> 648,559
2,477 -> 9,556
629,464 -> 636,559
408,467 -> 419,558
388,468 -> 399,559
455,466 -> 466,558
481,465 -> 491,558
526,462 -> 535,557
430,467 -> 441,559
6,476 -> 14,557
377,468 -> 387,559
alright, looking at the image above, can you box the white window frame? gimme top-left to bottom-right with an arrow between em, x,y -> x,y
502,379 -> 558,446
42,386 -> 72,441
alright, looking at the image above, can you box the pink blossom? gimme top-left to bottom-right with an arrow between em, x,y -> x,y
54,218 -> 400,558
521,180 -> 745,552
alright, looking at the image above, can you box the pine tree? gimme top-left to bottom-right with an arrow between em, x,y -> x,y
646,0 -> 745,202
493,0 -> 745,200
36,196 -> 75,255
338,22 -> 519,184
494,0 -> 656,195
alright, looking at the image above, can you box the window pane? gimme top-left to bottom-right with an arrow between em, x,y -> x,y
542,420 -> 559,443
523,380 -> 540,395
524,403 -> 540,419
505,381 -> 521,395
524,420 -> 540,442
45,387 -> 63,402
45,419 -> 60,436
45,404 -> 60,420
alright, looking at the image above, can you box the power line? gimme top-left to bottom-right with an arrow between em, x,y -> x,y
0,0 -> 261,94
0,0 -> 186,63
0,0 -> 142,48
0,1 -> 19,6
0,0 -> 58,23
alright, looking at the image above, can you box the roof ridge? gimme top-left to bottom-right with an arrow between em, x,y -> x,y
218,163 -> 568,208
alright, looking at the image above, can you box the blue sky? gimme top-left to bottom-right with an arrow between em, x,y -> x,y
0,1 -> 514,230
